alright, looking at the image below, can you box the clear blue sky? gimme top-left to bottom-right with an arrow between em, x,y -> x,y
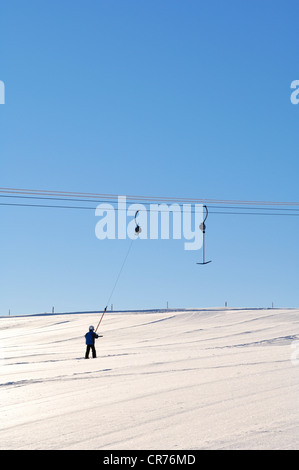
0,0 -> 298,314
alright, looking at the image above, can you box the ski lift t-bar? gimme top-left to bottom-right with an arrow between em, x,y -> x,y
95,211 -> 142,333
197,205 -> 212,265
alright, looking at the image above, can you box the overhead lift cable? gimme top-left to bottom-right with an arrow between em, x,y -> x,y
1,187 -> 299,207
1,188 -> 299,217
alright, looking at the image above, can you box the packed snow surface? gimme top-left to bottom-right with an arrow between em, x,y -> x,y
0,308 -> 299,450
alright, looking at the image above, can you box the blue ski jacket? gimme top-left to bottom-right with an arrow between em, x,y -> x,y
85,331 -> 99,345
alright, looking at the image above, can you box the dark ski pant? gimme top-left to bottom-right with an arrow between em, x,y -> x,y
85,344 -> 96,359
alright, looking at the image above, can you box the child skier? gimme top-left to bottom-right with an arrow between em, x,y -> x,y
85,325 -> 100,359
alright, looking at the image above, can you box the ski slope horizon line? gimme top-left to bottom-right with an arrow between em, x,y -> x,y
1,306 -> 297,319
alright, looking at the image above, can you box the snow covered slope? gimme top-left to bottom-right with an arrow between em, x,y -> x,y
0,308 -> 299,449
